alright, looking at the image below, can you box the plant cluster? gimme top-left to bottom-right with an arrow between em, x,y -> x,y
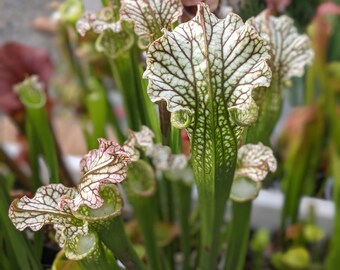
1,0 -> 340,269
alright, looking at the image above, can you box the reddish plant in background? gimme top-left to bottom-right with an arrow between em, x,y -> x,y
265,0 -> 291,15
0,42 -> 53,126
181,0 -> 220,20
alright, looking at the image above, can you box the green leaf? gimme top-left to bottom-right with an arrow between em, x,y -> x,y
0,182 -> 42,270
144,3 -> 271,267
120,0 -> 183,44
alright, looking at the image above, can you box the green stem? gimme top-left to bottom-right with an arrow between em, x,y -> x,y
224,76 -> 282,270
0,181 -> 42,270
110,51 -> 141,131
58,24 -> 88,93
132,197 -> 163,270
246,75 -> 282,145
305,65 -> 316,104
84,78 -> 108,149
107,101 -> 125,144
98,217 -> 147,270
26,108 -> 60,184
326,147 -> 340,270
138,56 -> 161,142
197,165 -> 235,270
25,118 -> 44,191
164,185 -> 175,270
224,202 -> 252,270
159,101 -> 171,145
280,141 -> 310,230
173,182 -> 192,270
0,146 -> 31,190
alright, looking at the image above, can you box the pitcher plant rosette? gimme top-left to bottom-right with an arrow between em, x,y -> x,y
5,0 -> 327,269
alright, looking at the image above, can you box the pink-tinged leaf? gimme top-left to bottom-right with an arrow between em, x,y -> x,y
265,0 -> 291,14
120,0 -> 183,41
66,139 -> 131,211
182,0 -> 219,11
181,0 -> 220,21
236,143 -> 277,182
8,184 -> 79,232
316,2 -> 340,17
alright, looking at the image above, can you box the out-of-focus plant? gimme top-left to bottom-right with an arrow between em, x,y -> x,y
0,43 -> 74,190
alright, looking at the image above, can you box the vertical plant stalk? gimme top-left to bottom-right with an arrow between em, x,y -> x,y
58,24 -> 88,93
133,197 -> 163,270
173,181 -> 192,270
110,51 -> 141,131
0,181 -> 42,270
224,202 -> 252,270
245,74 -> 281,145
84,78 -> 108,149
119,3 -> 185,267
98,217 -> 147,270
15,77 -> 70,186
225,143 -> 277,270
132,48 -> 161,142
159,100 -> 172,144
169,127 -> 192,269
327,146 -> 340,269
0,146 -> 31,190
225,13 -> 314,266
226,87 -> 277,269
280,111 -> 323,230
124,160 -> 163,270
